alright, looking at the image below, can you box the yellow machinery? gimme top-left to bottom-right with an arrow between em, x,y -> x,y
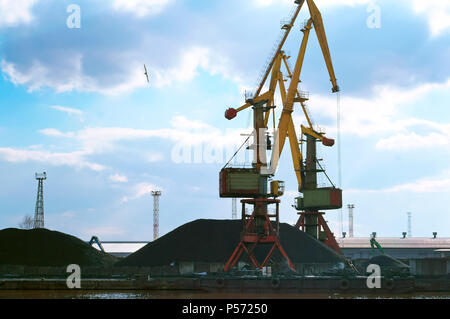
223,0 -> 343,253
225,0 -> 339,192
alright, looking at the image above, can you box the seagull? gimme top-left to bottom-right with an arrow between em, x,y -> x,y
144,64 -> 150,83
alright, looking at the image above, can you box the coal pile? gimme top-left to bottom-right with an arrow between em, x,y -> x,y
0,228 -> 117,267
366,255 -> 410,268
361,254 -> 410,277
117,219 -> 345,267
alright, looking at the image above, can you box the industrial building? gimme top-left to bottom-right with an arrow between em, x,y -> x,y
91,236 -> 450,277
339,237 -> 450,276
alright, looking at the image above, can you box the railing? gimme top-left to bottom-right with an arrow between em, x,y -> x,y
298,90 -> 309,100
300,19 -> 310,31
244,90 -> 254,101
249,3 -> 300,100
303,103 -> 316,127
313,124 -> 324,134
280,19 -> 291,29
228,162 -> 254,169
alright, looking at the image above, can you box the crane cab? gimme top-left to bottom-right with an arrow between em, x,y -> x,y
270,180 -> 285,197
295,187 -> 342,210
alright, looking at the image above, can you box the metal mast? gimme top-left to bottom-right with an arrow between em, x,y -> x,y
347,204 -> 354,237
152,191 -> 161,241
232,198 -> 237,219
34,172 -> 47,229
407,212 -> 412,238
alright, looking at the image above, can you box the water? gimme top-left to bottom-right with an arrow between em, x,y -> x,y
0,290 -> 450,299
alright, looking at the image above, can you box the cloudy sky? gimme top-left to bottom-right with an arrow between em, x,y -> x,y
0,0 -> 449,240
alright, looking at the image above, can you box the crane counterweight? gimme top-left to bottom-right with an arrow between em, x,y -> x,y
221,0 -> 343,271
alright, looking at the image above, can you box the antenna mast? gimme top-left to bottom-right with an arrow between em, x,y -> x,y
347,204 -> 354,237
34,172 -> 47,229
232,198 -> 237,219
152,191 -> 162,241
407,212 -> 412,238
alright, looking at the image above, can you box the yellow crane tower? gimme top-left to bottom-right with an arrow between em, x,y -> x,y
223,0 -> 342,253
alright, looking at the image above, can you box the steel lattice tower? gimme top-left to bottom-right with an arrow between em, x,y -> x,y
34,172 -> 47,229
232,198 -> 237,219
407,212 -> 412,238
151,191 -> 161,241
347,204 -> 355,238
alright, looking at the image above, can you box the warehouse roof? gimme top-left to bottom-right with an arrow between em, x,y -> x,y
338,237 -> 450,249
89,241 -> 149,256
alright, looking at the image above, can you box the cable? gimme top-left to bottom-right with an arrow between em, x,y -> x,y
337,91 -> 343,237
222,134 -> 252,170
316,159 -> 335,188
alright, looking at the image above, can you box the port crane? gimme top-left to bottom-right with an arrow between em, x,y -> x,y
220,0 -> 342,272
89,236 -> 105,253
370,237 -> 385,256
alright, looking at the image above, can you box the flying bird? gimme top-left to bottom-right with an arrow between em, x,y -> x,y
144,64 -> 150,83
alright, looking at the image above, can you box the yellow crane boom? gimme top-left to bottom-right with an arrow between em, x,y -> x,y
224,0 -> 339,193
307,0 -> 339,93
252,0 -> 305,99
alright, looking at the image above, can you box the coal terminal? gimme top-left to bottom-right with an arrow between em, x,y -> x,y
117,219 -> 345,269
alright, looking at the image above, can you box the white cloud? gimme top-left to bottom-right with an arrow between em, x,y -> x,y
387,178 -> 450,193
1,47 -> 240,95
151,47 -> 242,89
147,153 -> 164,163
50,105 -> 83,116
348,174 -> 450,194
0,147 -> 106,171
412,0 -> 450,37
376,131 -> 450,151
40,116 -> 247,154
170,115 -> 212,131
39,128 -> 75,138
109,174 -> 128,183
37,115 -> 251,170
252,0 -> 371,8
0,57 -> 147,95
121,182 -> 160,203
28,144 -> 43,149
83,226 -> 125,237
0,0 -> 38,28
113,0 -> 173,17
296,78 -> 450,151
252,0 -> 450,37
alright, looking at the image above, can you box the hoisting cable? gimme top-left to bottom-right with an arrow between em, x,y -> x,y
337,91 -> 342,189
222,134 -> 252,170
337,91 -> 343,237
316,158 -> 335,188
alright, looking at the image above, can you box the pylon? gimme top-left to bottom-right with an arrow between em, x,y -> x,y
34,172 -> 47,229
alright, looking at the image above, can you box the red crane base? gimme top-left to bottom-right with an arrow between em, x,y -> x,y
224,198 -> 295,272
295,211 -> 342,255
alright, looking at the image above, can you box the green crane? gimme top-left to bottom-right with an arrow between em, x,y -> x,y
370,236 -> 384,255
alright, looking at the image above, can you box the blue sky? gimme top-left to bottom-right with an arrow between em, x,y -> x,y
0,0 -> 450,240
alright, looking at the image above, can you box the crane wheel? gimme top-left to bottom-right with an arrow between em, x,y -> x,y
271,279 -> 281,289
340,279 -> 350,291
385,278 -> 395,290
216,278 -> 226,288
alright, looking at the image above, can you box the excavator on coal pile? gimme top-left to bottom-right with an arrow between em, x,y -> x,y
365,234 -> 411,278
220,0 -> 343,268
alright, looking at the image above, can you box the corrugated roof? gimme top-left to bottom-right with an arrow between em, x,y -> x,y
338,237 -> 450,249
90,242 -> 148,254
89,238 -> 450,253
